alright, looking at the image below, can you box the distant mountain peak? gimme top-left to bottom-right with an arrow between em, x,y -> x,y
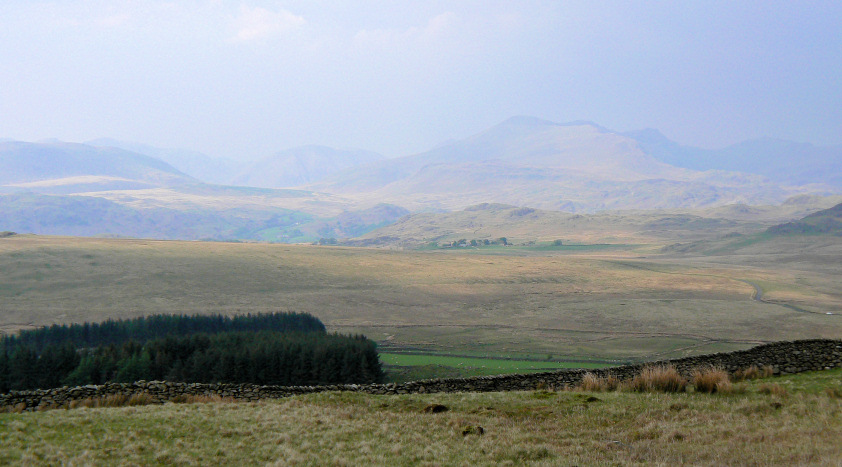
497,115 -> 558,127
623,128 -> 674,146
463,203 -> 519,211
494,116 -> 608,132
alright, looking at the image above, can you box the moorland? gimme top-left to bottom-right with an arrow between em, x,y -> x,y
1,213 -> 840,376
2,116 -> 842,464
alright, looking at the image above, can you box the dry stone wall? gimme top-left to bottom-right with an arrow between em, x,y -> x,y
2,339 -> 840,412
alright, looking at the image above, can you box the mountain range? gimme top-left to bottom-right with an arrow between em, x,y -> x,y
0,141 -> 192,193
2,117 -> 841,241
86,138 -> 239,186
231,145 -> 386,189
626,129 -> 842,188
308,117 -> 826,212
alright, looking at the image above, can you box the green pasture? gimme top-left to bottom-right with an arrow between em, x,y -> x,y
380,352 -> 609,374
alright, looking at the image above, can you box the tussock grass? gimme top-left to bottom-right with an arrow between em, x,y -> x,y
733,365 -> 774,381
68,394 -> 156,409
171,394 -> 238,404
824,387 -> 842,399
624,365 -> 687,393
0,369 -> 839,465
691,366 -> 732,394
757,383 -> 789,397
579,372 -> 621,392
4,393 -> 240,413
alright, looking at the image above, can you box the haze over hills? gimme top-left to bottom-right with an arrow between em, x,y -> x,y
0,141 -> 193,193
3,116 -> 842,242
311,117 -> 814,212
625,129 -> 842,188
767,202 -> 842,236
87,138 -> 240,186
85,139 -> 388,188
353,196 -> 842,248
231,145 -> 386,189
0,140 -> 396,241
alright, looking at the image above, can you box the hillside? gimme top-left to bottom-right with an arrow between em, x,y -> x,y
0,193 -> 301,240
87,138 -> 239,185
0,192 -> 402,242
0,140 -> 384,240
311,117 -> 805,212
0,141 -> 193,192
232,145 -> 386,188
353,196 -> 842,247
625,129 -> 842,188
767,202 -> 842,235
3,120 -> 840,242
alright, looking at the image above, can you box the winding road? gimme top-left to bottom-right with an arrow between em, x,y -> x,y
737,279 -> 825,315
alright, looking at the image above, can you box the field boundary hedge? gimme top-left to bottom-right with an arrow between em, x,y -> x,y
2,339 -> 840,411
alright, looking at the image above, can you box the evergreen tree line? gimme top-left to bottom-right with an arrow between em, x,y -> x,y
1,312 -> 325,354
0,331 -> 384,392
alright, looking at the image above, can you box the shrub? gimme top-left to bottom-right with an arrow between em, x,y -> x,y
691,367 -> 731,394
624,365 -> 687,393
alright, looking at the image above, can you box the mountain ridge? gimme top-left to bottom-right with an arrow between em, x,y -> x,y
86,138 -> 239,185
623,129 -> 842,188
767,202 -> 842,236
232,145 -> 386,189
310,118 -> 815,212
0,141 -> 195,193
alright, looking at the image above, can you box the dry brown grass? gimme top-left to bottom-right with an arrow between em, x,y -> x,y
824,387 -> 842,399
1,235 -> 840,364
171,394 -> 238,404
0,402 -> 27,414
67,393 -> 156,409
691,366 -> 731,394
757,383 -> 789,397
733,365 -> 775,381
624,365 -> 687,393
579,372 -> 621,392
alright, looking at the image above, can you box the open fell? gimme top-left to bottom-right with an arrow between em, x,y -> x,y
1,369 -> 840,465
353,195 -> 842,248
1,235 -> 839,363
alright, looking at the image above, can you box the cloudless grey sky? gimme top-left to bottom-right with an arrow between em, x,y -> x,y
1,1 -> 840,161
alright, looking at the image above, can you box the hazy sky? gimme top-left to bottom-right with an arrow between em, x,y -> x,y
1,1 -> 841,161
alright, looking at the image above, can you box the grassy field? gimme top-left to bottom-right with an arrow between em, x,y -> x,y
380,352 -> 610,382
1,234 -> 840,366
2,369 -> 840,465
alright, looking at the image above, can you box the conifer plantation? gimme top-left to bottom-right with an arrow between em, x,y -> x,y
0,313 -> 384,392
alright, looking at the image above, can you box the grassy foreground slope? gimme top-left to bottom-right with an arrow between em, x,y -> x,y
1,369 -> 840,465
1,235 -> 840,363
